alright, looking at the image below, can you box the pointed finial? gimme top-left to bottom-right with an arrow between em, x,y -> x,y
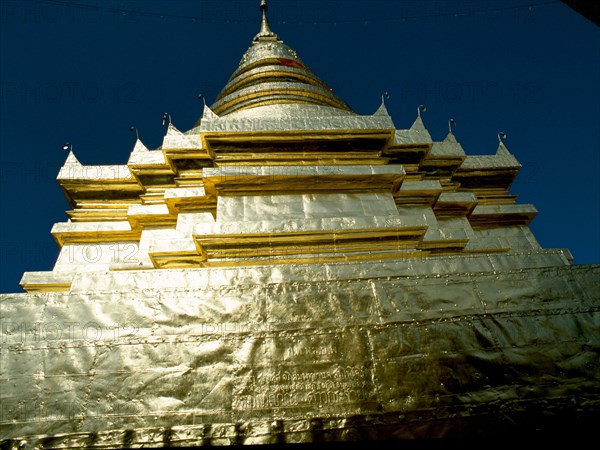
63,142 -> 72,151
254,0 -> 279,41
130,126 -> 139,140
381,92 -> 390,104
162,112 -> 171,126
198,93 -> 206,106
260,0 -> 272,35
448,118 -> 456,134
417,104 -> 426,118
498,131 -> 507,143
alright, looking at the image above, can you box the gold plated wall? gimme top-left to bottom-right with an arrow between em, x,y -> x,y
1,259 -> 599,445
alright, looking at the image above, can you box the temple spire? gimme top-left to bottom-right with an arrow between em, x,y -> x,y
211,0 -> 352,116
260,0 -> 270,33
254,0 -> 280,42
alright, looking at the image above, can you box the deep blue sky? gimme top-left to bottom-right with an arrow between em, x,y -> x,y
0,0 -> 598,293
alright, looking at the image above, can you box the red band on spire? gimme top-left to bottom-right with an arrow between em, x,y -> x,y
277,58 -> 304,68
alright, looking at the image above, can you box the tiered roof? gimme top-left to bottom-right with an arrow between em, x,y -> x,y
21,1 -> 542,292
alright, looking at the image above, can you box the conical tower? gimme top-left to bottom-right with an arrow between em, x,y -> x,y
210,0 -> 352,117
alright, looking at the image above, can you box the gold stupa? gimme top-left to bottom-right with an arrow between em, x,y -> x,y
1,1 -> 598,446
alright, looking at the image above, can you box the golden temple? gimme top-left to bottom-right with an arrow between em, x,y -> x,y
1,1 -> 598,446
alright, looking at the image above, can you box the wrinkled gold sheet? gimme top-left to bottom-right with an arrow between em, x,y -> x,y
1,261 -> 599,446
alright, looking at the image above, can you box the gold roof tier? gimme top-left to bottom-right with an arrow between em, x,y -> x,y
209,0 -> 353,118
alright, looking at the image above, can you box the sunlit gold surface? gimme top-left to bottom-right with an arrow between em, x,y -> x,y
2,261 -> 599,445
1,1 -> 599,446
